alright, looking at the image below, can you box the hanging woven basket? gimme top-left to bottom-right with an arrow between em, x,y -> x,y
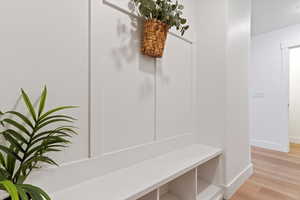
141,19 -> 169,58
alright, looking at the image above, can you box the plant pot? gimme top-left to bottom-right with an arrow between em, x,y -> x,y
141,19 -> 169,58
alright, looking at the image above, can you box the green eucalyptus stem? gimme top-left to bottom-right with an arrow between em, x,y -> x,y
132,0 -> 189,36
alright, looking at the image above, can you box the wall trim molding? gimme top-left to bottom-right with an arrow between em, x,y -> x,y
223,163 -> 253,199
102,132 -> 194,156
280,40 -> 300,153
251,139 -> 289,152
281,40 -> 300,49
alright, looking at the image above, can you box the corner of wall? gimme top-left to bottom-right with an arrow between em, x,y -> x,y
223,163 -> 253,199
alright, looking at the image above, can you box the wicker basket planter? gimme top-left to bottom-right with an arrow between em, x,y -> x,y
141,19 -> 170,58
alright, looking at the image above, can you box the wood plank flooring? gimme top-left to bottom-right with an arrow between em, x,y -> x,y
231,144 -> 300,200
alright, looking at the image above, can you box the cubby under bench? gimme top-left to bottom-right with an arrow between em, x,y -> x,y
53,144 -> 223,200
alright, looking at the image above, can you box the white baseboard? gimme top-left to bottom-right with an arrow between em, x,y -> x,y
290,137 -> 300,144
251,139 -> 289,152
223,163 -> 253,199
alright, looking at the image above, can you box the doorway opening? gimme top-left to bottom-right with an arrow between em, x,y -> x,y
281,41 -> 300,152
289,47 -> 300,148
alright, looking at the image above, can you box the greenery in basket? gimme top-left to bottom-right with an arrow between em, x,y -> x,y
132,0 -> 189,36
0,87 -> 77,200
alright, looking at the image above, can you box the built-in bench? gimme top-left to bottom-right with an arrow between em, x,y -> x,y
52,144 -> 223,200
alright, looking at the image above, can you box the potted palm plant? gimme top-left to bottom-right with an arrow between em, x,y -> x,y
0,87 -> 77,200
132,0 -> 189,58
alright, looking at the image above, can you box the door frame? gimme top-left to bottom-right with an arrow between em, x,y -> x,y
281,40 -> 300,152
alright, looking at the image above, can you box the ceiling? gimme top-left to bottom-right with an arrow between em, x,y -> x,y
252,0 -> 300,35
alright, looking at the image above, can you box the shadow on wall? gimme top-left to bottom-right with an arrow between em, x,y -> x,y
110,1 -> 152,71
108,1 -> 157,101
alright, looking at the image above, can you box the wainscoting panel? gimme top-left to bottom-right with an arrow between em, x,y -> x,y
0,0 -> 90,163
91,0 -> 196,156
0,0 -> 197,195
91,4 -> 156,155
156,35 -> 194,139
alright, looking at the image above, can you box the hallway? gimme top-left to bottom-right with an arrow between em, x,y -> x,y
231,144 -> 300,200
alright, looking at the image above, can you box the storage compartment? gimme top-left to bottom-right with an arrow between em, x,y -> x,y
196,157 -> 223,200
159,170 -> 197,200
137,190 -> 158,200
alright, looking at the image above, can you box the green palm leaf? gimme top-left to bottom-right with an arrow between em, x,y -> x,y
4,129 -> 28,145
39,106 -> 78,121
30,136 -> 70,148
2,119 -> 31,137
0,152 -> 6,169
16,185 -> 29,200
20,184 -> 51,200
0,169 -> 10,181
38,115 -> 76,125
6,146 -> 18,180
0,111 -> 4,127
2,133 -> 26,153
35,119 -> 73,133
0,180 -> 19,200
38,87 -> 47,118
31,130 -> 69,141
21,89 -> 37,122
0,86 -> 78,200
0,146 -> 22,161
5,111 -> 34,129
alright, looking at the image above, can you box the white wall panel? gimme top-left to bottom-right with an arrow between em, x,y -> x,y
0,0 -> 89,163
91,0 -> 196,155
91,0 -> 156,155
156,36 -> 193,139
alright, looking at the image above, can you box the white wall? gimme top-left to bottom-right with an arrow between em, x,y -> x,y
196,0 -> 227,150
251,23 -> 300,152
225,0 -> 251,191
196,0 -> 252,198
0,0 -> 197,194
0,0 -> 90,164
0,0 -> 251,198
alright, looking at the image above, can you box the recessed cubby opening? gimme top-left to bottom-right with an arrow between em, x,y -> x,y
137,190 -> 158,200
196,156 -> 223,200
159,170 -> 197,200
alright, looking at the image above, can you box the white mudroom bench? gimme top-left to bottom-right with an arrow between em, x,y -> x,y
52,144 -> 224,200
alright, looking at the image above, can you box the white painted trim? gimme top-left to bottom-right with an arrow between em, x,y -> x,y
251,139 -> 289,152
280,40 -> 300,153
290,137 -> 300,144
103,0 -> 195,44
223,163 -> 253,199
281,40 -> 300,49
102,132 -> 193,156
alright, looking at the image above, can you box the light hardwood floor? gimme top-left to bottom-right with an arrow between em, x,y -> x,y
231,144 -> 300,200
